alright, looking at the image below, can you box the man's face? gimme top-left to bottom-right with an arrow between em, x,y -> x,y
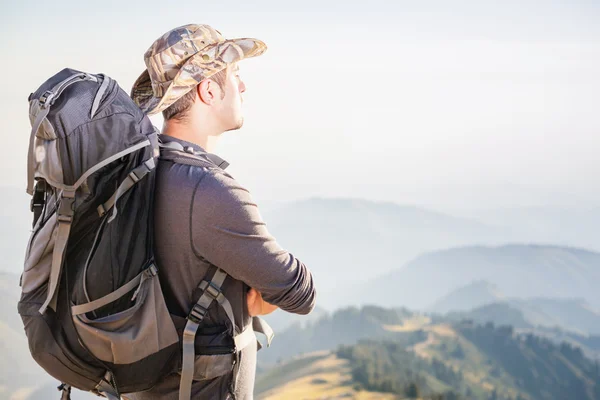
214,63 -> 246,132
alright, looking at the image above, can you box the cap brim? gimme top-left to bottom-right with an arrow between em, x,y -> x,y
130,37 -> 267,116
130,69 -> 160,115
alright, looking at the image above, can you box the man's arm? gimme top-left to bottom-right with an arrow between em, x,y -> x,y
191,168 -> 316,315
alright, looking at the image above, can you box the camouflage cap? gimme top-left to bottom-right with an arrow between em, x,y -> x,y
130,24 -> 267,115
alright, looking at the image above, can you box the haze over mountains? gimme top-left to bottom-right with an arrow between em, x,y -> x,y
3,186 -> 599,309
1,185 -> 599,398
431,280 -> 600,336
351,245 -> 600,312
260,197 -> 600,307
0,272 -> 53,398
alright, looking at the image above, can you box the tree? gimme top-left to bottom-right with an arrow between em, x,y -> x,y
405,382 -> 420,398
489,388 -> 498,400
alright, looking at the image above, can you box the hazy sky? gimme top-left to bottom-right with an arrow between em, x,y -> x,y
1,0 -> 598,211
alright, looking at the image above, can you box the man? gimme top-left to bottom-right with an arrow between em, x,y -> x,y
128,24 -> 317,399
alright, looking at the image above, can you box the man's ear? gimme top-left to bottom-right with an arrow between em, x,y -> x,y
197,79 -> 217,105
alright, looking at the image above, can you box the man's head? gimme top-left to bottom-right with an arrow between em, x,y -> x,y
162,62 -> 246,132
130,24 -> 265,128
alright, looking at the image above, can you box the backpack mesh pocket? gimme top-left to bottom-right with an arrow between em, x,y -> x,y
72,271 -> 178,365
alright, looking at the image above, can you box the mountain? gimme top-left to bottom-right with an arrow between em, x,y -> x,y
257,305 -> 600,400
514,297 -> 600,335
444,302 -> 534,331
261,305 -> 328,332
261,197 -> 510,307
427,279 -> 600,336
257,305 -> 419,367
441,301 -> 600,361
428,280 -> 505,314
349,245 -> 600,311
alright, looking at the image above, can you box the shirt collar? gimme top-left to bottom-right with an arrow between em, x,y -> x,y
159,134 -> 230,170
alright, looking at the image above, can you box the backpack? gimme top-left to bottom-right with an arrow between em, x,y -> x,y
20,68 -> 273,400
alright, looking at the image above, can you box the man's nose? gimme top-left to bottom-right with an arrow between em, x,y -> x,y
240,81 -> 246,93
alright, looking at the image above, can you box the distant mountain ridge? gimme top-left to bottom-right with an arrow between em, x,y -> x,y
4,192 -> 599,312
428,280 -> 505,314
428,280 -> 600,335
261,197 -> 511,306
349,245 -> 600,311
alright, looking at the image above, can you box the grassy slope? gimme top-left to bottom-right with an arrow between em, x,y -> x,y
256,351 -> 398,400
257,315 -> 548,399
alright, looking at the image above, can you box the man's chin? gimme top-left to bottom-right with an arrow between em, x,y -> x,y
225,118 -> 244,132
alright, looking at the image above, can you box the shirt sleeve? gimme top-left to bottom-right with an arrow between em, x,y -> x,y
190,168 -> 316,315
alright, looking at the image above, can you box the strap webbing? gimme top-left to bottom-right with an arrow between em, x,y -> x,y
90,75 -> 111,118
71,265 -> 157,316
159,141 -> 186,152
97,158 -> 156,222
253,316 -> 275,348
39,190 -> 75,314
233,325 -> 256,351
178,270 -> 277,400
51,73 -> 97,100
27,106 -> 50,195
72,140 -> 151,191
159,141 -> 230,170
179,269 -> 230,400
198,279 -> 236,332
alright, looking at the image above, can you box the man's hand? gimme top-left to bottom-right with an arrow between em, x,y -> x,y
247,287 -> 278,317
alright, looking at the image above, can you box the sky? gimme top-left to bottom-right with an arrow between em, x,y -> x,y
1,0 -> 599,211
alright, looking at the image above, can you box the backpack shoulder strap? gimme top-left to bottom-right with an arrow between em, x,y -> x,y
178,267 -> 275,400
179,268 -> 232,400
159,141 -> 230,170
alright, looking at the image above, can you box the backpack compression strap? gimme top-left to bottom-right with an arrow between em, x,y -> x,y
27,73 -> 99,195
39,189 -> 75,314
96,157 -> 156,222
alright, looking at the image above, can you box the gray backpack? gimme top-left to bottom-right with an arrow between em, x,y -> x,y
20,68 -> 272,400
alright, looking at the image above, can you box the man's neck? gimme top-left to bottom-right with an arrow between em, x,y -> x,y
162,119 -> 221,153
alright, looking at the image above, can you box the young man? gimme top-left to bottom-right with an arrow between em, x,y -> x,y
128,24 -> 317,399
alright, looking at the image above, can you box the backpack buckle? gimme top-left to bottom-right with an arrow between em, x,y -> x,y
58,191 -> 76,221
146,264 -> 158,277
30,181 -> 47,212
204,281 -> 222,300
30,198 -> 45,212
39,90 -> 55,107
188,303 -> 208,324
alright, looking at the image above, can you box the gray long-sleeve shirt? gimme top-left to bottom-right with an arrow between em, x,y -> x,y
127,134 -> 316,400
